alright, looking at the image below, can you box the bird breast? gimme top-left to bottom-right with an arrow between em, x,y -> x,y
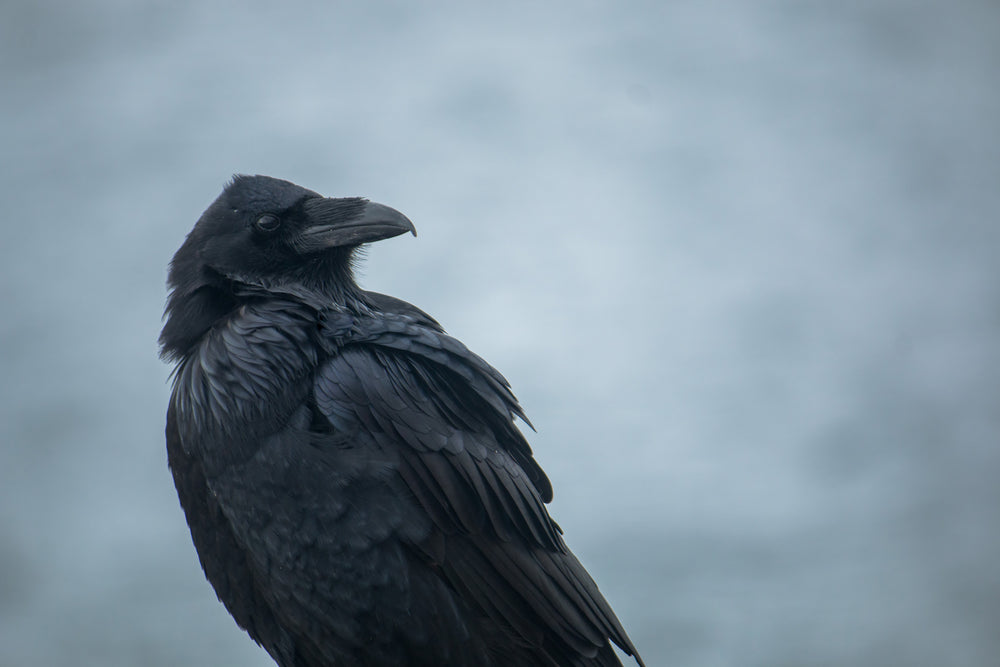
171,300 -> 320,473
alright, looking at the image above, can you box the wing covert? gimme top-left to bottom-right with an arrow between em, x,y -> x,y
313,328 -> 644,666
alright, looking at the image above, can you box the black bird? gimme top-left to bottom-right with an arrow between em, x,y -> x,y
160,175 -> 644,667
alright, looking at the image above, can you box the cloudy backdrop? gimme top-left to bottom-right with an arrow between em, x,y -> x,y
2,1 -> 998,665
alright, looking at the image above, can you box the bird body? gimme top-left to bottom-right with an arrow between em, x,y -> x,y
160,175 -> 644,666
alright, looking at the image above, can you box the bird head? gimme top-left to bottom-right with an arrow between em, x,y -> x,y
160,175 -> 415,360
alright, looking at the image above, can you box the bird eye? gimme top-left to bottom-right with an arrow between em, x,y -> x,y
255,214 -> 281,232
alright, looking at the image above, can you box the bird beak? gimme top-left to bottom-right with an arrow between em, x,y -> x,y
297,198 -> 416,251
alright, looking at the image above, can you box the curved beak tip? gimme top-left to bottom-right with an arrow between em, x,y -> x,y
364,201 -> 416,238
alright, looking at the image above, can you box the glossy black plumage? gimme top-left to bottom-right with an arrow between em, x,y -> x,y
160,175 -> 645,667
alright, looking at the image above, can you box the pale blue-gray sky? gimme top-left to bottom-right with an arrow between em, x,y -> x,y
2,2 -> 998,665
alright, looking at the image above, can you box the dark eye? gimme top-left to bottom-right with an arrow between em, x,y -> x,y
255,214 -> 281,232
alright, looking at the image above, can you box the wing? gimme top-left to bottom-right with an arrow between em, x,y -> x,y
315,317 -> 644,666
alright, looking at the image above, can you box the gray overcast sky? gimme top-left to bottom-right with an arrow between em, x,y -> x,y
2,1 -> 998,665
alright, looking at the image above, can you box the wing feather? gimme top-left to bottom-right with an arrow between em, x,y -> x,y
312,323 -> 643,666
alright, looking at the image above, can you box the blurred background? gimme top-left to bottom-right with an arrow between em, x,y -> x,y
2,1 -> 998,665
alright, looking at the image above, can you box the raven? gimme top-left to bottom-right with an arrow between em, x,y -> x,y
160,175 -> 645,667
